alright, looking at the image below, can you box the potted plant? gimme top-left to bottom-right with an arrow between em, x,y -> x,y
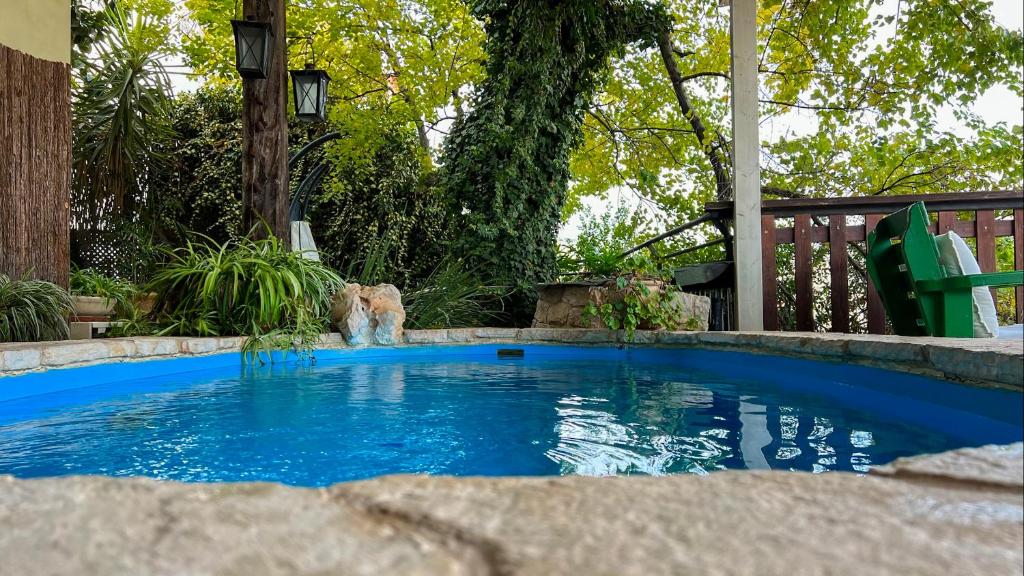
69,268 -> 138,320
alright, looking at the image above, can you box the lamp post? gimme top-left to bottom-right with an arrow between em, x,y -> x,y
233,0 -> 289,245
290,64 -> 331,122
230,17 -> 274,79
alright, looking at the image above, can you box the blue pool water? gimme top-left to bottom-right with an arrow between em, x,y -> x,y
0,345 -> 1020,486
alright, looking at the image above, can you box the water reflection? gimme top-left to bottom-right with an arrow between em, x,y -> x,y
544,381 -> 892,476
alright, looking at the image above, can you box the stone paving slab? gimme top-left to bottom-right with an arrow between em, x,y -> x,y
0,444 -> 1020,576
1,328 -> 1021,388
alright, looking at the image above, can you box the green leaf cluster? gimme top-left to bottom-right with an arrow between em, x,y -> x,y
581,276 -> 687,341
147,234 -> 345,362
0,275 -> 73,343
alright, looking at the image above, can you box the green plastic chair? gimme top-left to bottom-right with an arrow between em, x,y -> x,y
866,201 -> 1024,337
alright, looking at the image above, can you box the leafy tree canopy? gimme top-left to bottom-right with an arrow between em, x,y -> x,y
182,0 -> 485,167
574,0 -> 1023,227
177,0 -> 1021,229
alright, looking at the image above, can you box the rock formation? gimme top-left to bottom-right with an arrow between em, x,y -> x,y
332,284 -> 406,345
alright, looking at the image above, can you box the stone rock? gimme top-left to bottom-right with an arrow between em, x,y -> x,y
0,444 -> 1020,575
332,284 -> 405,346
873,443 -> 1024,488
669,291 -> 711,331
532,281 -> 710,331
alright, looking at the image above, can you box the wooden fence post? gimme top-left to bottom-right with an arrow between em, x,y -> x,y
865,214 -> 886,334
762,215 -> 778,330
829,215 -> 849,332
794,214 -> 813,331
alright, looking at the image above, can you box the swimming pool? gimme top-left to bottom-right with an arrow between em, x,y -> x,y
0,345 -> 1020,486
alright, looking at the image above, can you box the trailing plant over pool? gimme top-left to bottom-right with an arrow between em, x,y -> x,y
147,234 -> 343,361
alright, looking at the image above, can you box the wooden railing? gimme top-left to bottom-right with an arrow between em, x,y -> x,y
706,191 -> 1024,333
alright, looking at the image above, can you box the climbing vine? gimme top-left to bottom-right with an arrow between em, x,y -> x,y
441,0 -> 671,324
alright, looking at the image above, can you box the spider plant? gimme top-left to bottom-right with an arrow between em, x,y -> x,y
0,275 -> 73,343
147,234 -> 344,362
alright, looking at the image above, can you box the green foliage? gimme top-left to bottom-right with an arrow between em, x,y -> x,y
70,267 -> 138,316
442,0 -> 671,324
149,86 -> 244,245
572,0 -> 1023,223
0,275 -> 73,343
71,3 -> 174,228
309,124 -> 449,286
147,234 -> 344,361
183,0 -> 485,164
559,201 -> 660,278
582,276 -> 683,341
403,257 -> 508,329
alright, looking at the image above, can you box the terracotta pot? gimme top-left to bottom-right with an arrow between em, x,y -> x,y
72,295 -> 115,319
135,292 -> 158,314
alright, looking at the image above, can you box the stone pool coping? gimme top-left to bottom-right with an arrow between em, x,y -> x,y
1,443 -> 1021,575
1,327 -> 1022,389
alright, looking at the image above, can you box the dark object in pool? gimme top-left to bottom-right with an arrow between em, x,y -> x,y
497,348 -> 525,358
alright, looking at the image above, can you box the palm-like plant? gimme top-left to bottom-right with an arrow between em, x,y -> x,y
72,3 -> 174,227
0,275 -> 73,343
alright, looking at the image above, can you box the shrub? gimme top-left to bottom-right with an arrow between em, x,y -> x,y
148,86 -> 244,245
403,257 -> 508,329
308,126 -> 449,287
558,201 -> 657,279
0,275 -> 73,343
147,233 -> 343,361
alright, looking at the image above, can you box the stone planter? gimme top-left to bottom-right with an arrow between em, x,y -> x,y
532,279 -> 711,331
71,296 -> 116,320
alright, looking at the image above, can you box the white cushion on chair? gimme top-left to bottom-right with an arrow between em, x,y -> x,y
934,231 -> 998,338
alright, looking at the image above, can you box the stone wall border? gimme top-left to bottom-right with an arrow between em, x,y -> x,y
1,328 -> 1021,389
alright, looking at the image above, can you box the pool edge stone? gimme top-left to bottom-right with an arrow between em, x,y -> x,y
1,329 -> 1021,389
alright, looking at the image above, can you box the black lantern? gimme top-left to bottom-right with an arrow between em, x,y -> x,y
290,64 -> 331,122
231,17 -> 274,79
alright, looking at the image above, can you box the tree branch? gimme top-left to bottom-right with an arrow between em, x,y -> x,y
679,71 -> 730,82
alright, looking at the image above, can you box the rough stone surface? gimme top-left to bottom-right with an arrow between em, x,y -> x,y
133,338 -> 180,357
332,284 -> 406,346
0,347 -> 41,372
532,281 -> 711,331
0,445 -> 1020,576
40,342 -> 109,366
874,443 -> 1024,488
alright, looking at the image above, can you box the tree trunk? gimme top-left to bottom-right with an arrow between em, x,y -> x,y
241,0 -> 289,245
0,43 -> 71,288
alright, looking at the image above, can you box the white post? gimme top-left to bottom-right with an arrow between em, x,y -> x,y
730,0 -> 764,331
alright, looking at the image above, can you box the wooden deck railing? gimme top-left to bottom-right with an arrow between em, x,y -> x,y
706,191 -> 1024,333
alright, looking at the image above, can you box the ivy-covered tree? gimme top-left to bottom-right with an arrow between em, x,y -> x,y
441,0 -> 671,323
